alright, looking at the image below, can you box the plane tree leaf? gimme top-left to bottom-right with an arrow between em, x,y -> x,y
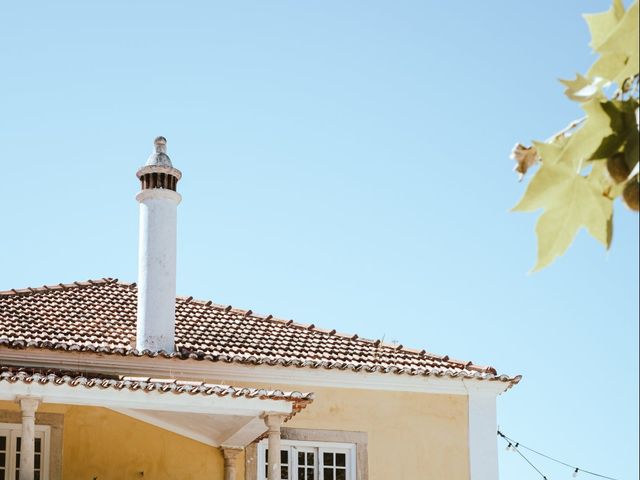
587,1 -> 639,86
560,74 -> 604,102
583,0 -> 624,51
533,174 -> 613,271
510,0 -> 638,271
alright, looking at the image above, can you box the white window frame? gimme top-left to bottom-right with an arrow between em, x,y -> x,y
0,423 -> 51,480
256,439 -> 356,480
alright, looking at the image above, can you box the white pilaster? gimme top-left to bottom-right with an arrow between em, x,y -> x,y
264,414 -> 285,480
136,187 -> 181,352
18,397 -> 40,480
467,387 -> 499,480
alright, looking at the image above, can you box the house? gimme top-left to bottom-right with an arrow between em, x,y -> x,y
0,137 -> 520,480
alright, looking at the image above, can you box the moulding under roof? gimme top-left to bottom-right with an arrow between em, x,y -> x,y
0,348 -> 513,396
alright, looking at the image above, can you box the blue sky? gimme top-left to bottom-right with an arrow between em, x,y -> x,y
1,1 -> 638,478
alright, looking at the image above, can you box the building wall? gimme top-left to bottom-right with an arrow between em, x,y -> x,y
0,401 -> 224,480
274,385 -> 469,480
0,387 -> 469,480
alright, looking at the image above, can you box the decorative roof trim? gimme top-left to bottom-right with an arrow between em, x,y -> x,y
0,365 -> 314,405
0,349 -> 520,396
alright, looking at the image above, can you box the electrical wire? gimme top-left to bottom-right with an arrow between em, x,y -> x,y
498,430 -> 620,480
511,444 -> 549,479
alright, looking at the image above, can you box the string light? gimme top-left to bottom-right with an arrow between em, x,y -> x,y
498,430 -> 619,480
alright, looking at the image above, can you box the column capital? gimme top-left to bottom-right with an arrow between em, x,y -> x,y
221,446 -> 243,480
221,446 -> 243,461
16,396 -> 40,415
262,412 -> 286,431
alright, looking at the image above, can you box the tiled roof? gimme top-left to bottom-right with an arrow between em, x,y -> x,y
0,279 -> 520,385
0,365 -> 313,407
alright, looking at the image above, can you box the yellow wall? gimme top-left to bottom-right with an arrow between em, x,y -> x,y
0,386 -> 468,480
284,385 -> 469,480
0,400 -> 224,480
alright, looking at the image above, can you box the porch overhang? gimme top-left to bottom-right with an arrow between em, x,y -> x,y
0,367 -> 313,448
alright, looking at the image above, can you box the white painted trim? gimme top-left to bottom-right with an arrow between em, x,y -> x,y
256,439 -> 357,480
0,379 -> 293,416
0,349 -> 511,396
111,408 -> 220,447
0,423 -> 51,480
135,189 -> 182,203
221,416 -> 269,448
466,386 -> 499,480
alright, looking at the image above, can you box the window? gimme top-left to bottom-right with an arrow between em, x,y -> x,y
257,440 -> 356,480
0,424 -> 50,480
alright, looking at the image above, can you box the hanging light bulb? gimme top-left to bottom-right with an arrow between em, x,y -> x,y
573,468 -> 579,477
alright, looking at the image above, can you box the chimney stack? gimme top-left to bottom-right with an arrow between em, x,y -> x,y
135,136 -> 182,352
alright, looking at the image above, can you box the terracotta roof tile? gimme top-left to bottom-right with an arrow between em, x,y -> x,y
0,365 -> 313,405
0,279 -> 520,385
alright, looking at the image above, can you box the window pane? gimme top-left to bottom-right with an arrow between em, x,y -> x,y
323,468 -> 334,480
281,450 -> 288,464
35,453 -> 41,468
35,472 -> 40,480
323,452 -> 333,466
0,436 -> 6,450
336,453 -> 346,467
307,468 -> 315,480
35,438 -> 42,453
307,452 -> 315,465
281,466 -> 288,479
0,453 -> 5,467
298,451 -> 305,465
336,470 -> 346,480
265,449 -> 269,478
298,467 -> 305,480
16,437 -> 21,451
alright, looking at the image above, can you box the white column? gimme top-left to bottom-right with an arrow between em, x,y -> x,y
18,397 -> 40,480
467,388 -> 500,480
136,188 -> 181,352
264,414 -> 285,480
222,446 -> 243,480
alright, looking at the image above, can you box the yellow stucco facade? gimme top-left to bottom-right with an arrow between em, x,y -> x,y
0,385 -> 469,480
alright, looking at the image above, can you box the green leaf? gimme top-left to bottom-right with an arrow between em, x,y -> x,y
535,99 -> 613,169
588,100 -> 636,160
625,130 -> 640,170
559,74 -> 603,102
587,160 -> 616,200
587,1 -> 639,85
583,0 -> 624,51
533,174 -> 613,271
567,100 -> 616,166
589,134 -> 624,160
512,162 -> 574,212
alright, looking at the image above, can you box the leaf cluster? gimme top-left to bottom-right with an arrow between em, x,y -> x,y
513,0 -> 639,271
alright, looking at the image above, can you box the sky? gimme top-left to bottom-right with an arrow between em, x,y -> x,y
1,1 -> 638,479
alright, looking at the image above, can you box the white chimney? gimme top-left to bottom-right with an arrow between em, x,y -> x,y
135,136 -> 182,352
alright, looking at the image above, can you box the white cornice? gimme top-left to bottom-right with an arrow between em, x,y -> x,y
0,348 -> 511,396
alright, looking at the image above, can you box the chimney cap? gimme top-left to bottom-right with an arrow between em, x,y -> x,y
146,136 -> 173,167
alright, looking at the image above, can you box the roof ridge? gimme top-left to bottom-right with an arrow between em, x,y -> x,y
0,278 -> 124,298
